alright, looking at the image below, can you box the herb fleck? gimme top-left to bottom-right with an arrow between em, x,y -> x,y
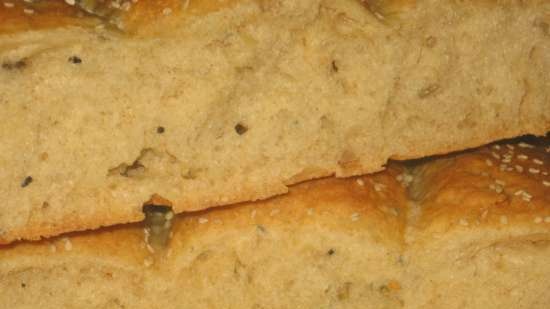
68,56 -> 82,64
2,59 -> 26,70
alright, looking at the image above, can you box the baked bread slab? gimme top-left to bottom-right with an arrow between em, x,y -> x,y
405,137 -> 550,308
1,0 -> 549,243
0,138 -> 549,308
0,165 -> 409,309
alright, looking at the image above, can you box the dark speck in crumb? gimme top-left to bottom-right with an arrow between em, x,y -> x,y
21,283 -> 26,288
327,249 -> 335,256
21,176 -> 33,188
68,56 -> 82,64
235,123 -> 248,135
157,126 -> 165,134
2,59 -> 26,70
331,60 -> 339,72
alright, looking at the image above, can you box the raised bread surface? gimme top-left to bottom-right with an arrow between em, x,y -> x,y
1,0 -> 549,243
0,138 -> 549,308
0,165 -> 409,309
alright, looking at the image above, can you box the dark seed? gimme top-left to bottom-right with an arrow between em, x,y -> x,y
21,176 -> 33,188
156,126 -> 165,134
68,56 -> 82,64
235,123 -> 248,135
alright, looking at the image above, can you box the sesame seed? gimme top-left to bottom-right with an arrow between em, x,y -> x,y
534,217 -> 543,224
65,0 -> 75,5
502,158 -> 511,163
3,2 -> 14,8
514,190 -> 525,196
495,179 -> 506,186
485,159 -> 493,166
23,8 -> 34,14
500,215 -> 508,225
499,164 -> 508,171
543,172 -> 549,176
121,1 -> 131,11
517,154 -> 528,160
493,145 -> 501,150
374,183 -> 385,192
162,7 -> 172,15
351,213 -> 360,221
491,152 -> 501,160
459,219 -> 469,226
143,258 -> 153,267
533,159 -> 544,165
480,209 -> 489,220
250,209 -> 257,219
546,147 -> 550,153
529,168 -> 540,174
506,144 -> 515,150
356,179 -> 365,186
543,180 -> 550,187
165,212 -> 174,220
515,165 -> 524,173
198,218 -> 208,224
518,142 -> 534,148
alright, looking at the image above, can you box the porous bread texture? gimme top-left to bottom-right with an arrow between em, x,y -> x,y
0,0 -> 549,243
0,138 -> 549,308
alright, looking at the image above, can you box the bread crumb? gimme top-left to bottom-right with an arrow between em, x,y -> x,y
350,213 -> 360,221
356,178 -> 365,186
198,218 -> 208,224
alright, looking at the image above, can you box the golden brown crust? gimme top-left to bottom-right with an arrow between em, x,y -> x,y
409,137 -> 550,244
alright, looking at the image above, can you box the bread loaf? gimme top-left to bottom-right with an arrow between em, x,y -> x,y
1,0 -> 549,243
1,137 -> 548,308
